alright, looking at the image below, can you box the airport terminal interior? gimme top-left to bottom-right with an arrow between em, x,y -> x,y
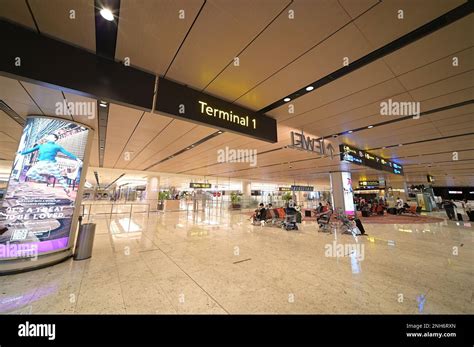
0,0 -> 473,315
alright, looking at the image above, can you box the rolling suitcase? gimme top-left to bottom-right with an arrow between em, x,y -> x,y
354,218 -> 365,235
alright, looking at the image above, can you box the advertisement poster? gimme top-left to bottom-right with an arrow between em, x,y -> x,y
342,172 -> 355,216
0,117 -> 89,259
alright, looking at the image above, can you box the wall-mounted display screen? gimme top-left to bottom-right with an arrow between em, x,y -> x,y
0,117 -> 89,259
339,144 -> 404,175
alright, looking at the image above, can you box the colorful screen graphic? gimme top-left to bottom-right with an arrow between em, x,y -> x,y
0,117 -> 89,259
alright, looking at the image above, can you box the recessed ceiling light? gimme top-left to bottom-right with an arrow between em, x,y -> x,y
367,125 -> 374,129
283,97 -> 291,102
382,146 -> 386,149
100,146 -> 104,149
399,144 -> 403,146
99,103 -> 107,108
333,135 -> 338,138
100,8 -> 114,21
348,130 -> 353,134
217,130 -> 223,134
305,86 -> 314,91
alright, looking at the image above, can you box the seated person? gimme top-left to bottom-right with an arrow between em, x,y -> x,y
285,200 -> 296,212
251,203 -> 266,222
315,202 -> 323,214
396,197 -> 405,215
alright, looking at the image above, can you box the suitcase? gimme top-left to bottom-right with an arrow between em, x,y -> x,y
354,218 -> 365,235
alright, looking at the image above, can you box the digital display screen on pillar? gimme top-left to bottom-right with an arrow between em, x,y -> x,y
155,77 -> 278,143
339,144 -> 404,175
0,117 -> 90,260
342,172 -> 355,215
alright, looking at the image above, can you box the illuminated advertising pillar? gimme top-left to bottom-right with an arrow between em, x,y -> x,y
330,171 -> 355,216
0,116 -> 93,274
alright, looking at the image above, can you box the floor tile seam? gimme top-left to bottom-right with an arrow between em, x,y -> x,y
140,231 -> 230,313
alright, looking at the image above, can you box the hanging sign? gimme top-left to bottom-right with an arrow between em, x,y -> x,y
155,77 -> 277,143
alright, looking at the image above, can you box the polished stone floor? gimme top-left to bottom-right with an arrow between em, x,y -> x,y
1,208 -> 472,314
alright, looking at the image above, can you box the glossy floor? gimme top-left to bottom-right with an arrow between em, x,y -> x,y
1,209 -> 472,314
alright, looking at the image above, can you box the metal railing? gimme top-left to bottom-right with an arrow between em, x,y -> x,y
81,202 -> 150,222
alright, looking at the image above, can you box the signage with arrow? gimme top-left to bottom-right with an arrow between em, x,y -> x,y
288,131 -> 335,159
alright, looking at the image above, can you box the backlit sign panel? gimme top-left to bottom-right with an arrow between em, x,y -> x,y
291,185 -> 314,192
155,77 -> 277,143
190,183 -> 212,189
0,117 -> 90,260
339,144 -> 404,175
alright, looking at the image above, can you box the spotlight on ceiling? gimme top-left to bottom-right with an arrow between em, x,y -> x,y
283,97 -> 291,102
217,130 -> 223,134
348,130 -> 353,134
100,8 -> 114,21
305,86 -> 314,91
367,125 -> 374,129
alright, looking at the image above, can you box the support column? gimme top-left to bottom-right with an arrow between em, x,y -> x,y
403,180 -> 409,201
146,176 -> 160,211
242,179 -> 251,197
329,171 -> 355,215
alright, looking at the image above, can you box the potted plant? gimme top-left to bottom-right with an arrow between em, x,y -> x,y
158,191 -> 170,210
230,192 -> 241,209
282,192 -> 292,204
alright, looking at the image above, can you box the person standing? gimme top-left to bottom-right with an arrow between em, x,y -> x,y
19,133 -> 82,197
443,199 -> 456,220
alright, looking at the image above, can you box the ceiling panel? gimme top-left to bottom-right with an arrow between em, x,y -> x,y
113,112 -> 173,169
237,22 -> 375,110
204,0 -> 351,102
115,0 -> 204,75
124,118 -> 196,169
0,0 -> 36,29
353,0 -> 466,50
29,0 -> 96,52
166,0 -> 289,90
103,104 -> 143,167
338,0 -> 379,19
383,13 -> 474,75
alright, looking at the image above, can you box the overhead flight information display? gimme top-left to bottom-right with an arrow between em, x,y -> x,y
339,144 -> 404,175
